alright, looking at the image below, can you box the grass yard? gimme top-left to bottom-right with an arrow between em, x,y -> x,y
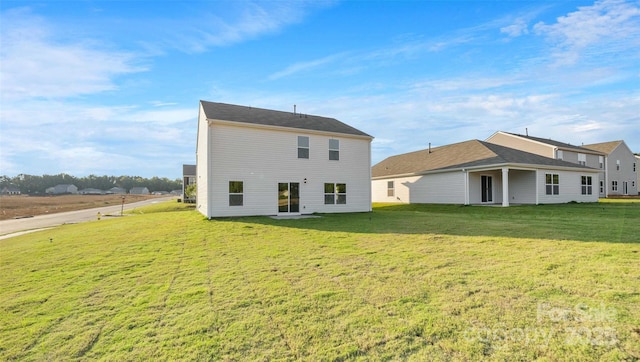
1,201 -> 639,360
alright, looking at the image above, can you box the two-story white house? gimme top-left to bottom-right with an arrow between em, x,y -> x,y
583,140 -> 638,196
486,132 -> 607,197
196,101 -> 373,218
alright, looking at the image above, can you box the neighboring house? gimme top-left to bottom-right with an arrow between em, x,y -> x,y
636,155 -> 640,195
78,188 -> 105,195
129,187 -> 150,195
371,140 -> 600,206
486,131 -> 607,197
183,164 -> 196,203
196,101 -> 373,218
106,187 -> 127,194
1,185 -> 21,195
583,140 -> 638,196
45,184 -> 78,195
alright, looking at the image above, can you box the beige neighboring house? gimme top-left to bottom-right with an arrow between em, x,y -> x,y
196,101 -> 373,218
583,140 -> 638,196
372,140 -> 599,206
486,132 -> 607,197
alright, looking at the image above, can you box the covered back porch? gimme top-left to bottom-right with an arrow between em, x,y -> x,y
464,167 -> 537,206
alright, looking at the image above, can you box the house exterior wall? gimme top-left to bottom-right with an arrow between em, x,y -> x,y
605,143 -> 638,196
199,120 -> 371,217
372,172 -> 466,204
486,132 -> 555,158
506,169 -> 537,204
196,106 -> 210,217
536,169 -> 599,204
371,175 -> 419,203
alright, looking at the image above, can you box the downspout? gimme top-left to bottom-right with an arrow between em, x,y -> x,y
604,156 -> 608,198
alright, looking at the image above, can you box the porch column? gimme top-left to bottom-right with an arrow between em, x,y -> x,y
502,167 -> 510,207
463,169 -> 470,205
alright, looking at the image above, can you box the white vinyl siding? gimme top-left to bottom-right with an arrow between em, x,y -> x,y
537,170 -> 598,204
372,172 -> 466,204
204,122 -> 371,217
196,105 -> 210,216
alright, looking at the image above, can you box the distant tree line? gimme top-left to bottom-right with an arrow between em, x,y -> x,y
0,173 -> 182,195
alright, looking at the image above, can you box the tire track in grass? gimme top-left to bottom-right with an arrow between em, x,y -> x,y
203,237 -> 220,333
154,238 -> 186,331
74,323 -> 104,358
18,315 -> 67,358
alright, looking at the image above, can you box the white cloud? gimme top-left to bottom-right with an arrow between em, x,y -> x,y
501,18 -> 529,37
0,8 -> 145,102
268,52 -> 348,80
160,1 -> 336,53
533,0 -> 640,65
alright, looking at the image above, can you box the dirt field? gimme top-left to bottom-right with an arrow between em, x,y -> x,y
0,194 -> 169,220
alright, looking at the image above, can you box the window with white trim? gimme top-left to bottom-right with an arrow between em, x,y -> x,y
545,173 -> 559,195
556,150 -> 563,160
578,153 -> 586,166
634,162 -> 636,172
616,160 -> 620,171
599,156 -> 604,169
612,180 -> 618,192
387,181 -> 394,197
229,181 -> 243,206
298,136 -> 309,159
600,180 -> 604,194
329,139 -> 339,161
324,183 -> 346,204
581,176 -> 592,195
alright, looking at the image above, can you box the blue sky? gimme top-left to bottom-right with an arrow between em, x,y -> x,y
1,0 -> 639,179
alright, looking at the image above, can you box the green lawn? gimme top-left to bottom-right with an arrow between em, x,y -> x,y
1,201 -> 639,360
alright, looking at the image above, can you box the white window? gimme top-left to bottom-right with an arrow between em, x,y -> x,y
329,139 -> 339,161
387,181 -> 394,197
612,180 -> 618,192
229,181 -> 243,206
298,136 -> 309,159
556,150 -> 563,160
578,153 -> 586,166
634,162 -> 636,172
616,160 -> 620,171
546,173 -> 559,195
581,176 -> 592,195
599,156 -> 604,169
600,180 -> 604,194
324,183 -> 346,204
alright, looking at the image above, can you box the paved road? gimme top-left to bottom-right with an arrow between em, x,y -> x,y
0,196 -> 176,239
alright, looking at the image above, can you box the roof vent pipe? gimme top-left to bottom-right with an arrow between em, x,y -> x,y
293,104 -> 296,115
429,142 -> 431,153
526,128 -> 528,136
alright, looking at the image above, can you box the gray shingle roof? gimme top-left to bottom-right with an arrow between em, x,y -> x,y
372,140 -> 596,178
200,101 -> 372,138
182,164 -> 196,176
